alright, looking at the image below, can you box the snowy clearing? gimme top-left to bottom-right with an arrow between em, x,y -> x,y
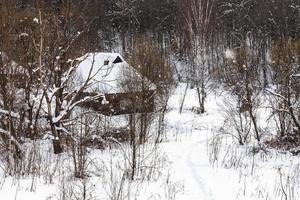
0,84 -> 299,200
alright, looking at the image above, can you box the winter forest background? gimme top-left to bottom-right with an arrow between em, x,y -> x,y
0,0 -> 299,199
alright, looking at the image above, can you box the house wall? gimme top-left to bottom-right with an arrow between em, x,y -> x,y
78,90 -> 155,116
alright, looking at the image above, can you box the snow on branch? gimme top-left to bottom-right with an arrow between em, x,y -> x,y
0,109 -> 20,119
265,88 -> 288,103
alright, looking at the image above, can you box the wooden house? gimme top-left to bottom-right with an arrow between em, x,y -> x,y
74,52 -> 156,115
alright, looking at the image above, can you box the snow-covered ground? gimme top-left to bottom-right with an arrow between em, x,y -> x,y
1,83 -> 300,199
162,84 -> 225,200
163,84 -> 300,200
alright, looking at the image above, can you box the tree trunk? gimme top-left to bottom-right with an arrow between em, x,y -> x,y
179,82 -> 189,113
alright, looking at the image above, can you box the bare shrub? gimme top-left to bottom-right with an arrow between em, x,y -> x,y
266,39 -> 300,138
208,133 -> 223,167
127,38 -> 175,144
54,176 -> 97,200
215,45 -> 263,143
221,98 -> 252,145
119,142 -> 167,182
273,166 -> 300,200
103,164 -> 132,200
162,179 -> 184,200
68,110 -> 96,178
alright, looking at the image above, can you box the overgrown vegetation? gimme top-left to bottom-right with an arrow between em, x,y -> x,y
0,0 -> 299,199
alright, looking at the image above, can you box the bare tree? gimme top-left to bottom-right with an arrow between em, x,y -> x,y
182,0 -> 215,113
267,39 -> 300,136
221,46 -> 262,143
0,0 -> 104,156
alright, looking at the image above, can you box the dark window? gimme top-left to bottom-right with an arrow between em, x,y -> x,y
113,56 -> 123,64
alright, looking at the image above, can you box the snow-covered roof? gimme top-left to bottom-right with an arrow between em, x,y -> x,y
74,52 -> 155,94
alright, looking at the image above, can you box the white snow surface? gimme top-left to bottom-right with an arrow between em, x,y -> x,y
162,84 -> 300,200
1,83 -> 300,199
225,49 -> 235,60
33,18 -> 39,24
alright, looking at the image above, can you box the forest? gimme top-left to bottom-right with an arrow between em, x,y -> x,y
0,0 -> 299,199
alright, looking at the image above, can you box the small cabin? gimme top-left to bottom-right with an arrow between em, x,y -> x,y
74,52 -> 156,115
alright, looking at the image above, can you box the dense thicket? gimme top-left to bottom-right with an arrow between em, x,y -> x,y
6,0 -> 299,52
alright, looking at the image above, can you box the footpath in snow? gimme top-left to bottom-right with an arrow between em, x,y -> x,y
162,84 -> 229,200
162,83 -> 300,200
